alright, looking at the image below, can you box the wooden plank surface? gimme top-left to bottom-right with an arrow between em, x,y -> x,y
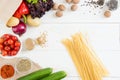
0,0 -> 120,79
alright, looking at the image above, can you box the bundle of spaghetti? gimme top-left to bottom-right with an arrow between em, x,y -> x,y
62,32 -> 109,80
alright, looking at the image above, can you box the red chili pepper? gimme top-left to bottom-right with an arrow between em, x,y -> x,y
13,1 -> 29,18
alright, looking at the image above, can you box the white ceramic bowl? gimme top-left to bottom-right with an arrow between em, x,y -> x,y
15,57 -> 33,74
0,62 -> 16,80
0,33 -> 22,59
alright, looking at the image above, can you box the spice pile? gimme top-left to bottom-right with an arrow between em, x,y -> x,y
0,65 -> 15,79
16,58 -> 32,73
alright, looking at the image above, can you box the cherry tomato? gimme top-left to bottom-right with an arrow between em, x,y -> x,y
0,38 -> 4,44
2,34 -> 10,40
8,39 -> 14,45
14,47 -> 20,51
0,44 -> 3,50
15,41 -> 21,47
10,45 -> 14,49
11,50 -> 17,56
8,51 -> 11,56
12,36 -> 18,41
4,41 -> 9,46
2,50 -> 8,56
4,46 -> 10,51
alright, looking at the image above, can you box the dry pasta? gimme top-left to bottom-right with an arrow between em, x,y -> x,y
62,32 -> 109,80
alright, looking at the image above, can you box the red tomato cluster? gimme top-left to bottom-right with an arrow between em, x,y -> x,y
0,34 -> 21,56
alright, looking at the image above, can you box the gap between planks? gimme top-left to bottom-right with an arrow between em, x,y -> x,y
42,22 -> 120,24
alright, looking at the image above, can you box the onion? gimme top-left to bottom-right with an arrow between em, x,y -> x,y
12,21 -> 27,36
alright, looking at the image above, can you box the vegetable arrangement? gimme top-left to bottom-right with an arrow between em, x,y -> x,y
7,0 -> 54,36
0,34 -> 21,56
17,68 -> 67,80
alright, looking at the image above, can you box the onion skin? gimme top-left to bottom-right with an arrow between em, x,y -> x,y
12,21 -> 27,36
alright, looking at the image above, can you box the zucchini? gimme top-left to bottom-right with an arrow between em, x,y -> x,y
17,68 -> 53,80
41,71 -> 67,80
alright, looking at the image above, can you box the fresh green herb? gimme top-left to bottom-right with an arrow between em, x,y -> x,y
27,0 -> 38,4
43,0 -> 47,3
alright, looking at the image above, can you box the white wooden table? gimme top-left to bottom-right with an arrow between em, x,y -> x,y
0,0 -> 120,80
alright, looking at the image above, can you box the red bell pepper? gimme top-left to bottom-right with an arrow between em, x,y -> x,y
13,1 -> 29,19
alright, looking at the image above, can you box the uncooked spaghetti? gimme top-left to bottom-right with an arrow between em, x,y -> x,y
62,32 -> 108,80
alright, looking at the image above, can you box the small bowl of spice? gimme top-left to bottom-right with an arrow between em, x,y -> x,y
15,57 -> 32,74
0,64 -> 15,80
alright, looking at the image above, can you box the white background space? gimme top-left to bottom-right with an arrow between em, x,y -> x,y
0,0 -> 120,79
